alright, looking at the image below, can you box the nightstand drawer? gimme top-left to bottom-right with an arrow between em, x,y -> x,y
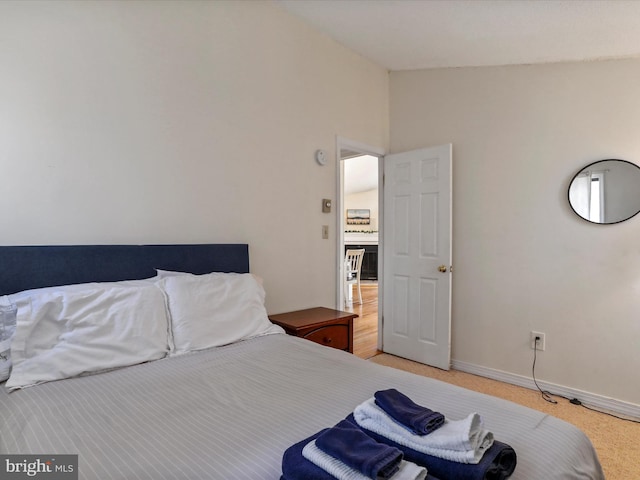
268,307 -> 357,353
303,325 -> 349,350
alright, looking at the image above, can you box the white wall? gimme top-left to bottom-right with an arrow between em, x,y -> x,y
0,1 -> 389,313
390,59 -> 640,406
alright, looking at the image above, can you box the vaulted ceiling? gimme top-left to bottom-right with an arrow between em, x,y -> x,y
276,0 -> 640,71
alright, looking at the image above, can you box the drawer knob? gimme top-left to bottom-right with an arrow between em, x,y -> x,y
323,337 -> 332,344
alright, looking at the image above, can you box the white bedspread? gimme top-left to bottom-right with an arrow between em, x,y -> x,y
0,334 -> 604,479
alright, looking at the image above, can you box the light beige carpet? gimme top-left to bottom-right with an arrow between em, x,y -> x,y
370,353 -> 640,480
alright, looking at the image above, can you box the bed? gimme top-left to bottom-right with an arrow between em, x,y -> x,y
0,244 -> 604,480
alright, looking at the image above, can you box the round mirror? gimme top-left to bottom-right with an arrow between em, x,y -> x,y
568,159 -> 640,224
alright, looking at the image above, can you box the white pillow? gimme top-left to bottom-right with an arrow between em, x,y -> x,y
8,275 -> 161,302
161,272 -> 283,354
155,269 -> 190,278
0,296 -> 17,382
156,269 -> 265,285
6,283 -> 170,391
2,275 -> 169,383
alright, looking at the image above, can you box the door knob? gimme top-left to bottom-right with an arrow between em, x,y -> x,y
438,265 -> 447,273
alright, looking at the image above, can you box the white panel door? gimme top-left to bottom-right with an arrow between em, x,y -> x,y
382,144 -> 452,369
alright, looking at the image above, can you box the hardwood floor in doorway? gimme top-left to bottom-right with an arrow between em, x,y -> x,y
344,283 -> 381,359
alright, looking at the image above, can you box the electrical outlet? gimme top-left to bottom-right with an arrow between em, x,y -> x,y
530,331 -> 546,351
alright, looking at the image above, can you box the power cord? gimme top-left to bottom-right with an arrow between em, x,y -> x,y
531,336 -> 640,424
531,336 -> 557,404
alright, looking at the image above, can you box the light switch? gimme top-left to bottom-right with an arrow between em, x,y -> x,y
322,198 -> 332,213
322,225 -> 329,239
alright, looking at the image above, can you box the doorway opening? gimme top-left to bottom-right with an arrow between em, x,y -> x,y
336,137 -> 384,359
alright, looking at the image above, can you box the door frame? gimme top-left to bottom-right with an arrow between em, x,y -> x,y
335,136 -> 385,348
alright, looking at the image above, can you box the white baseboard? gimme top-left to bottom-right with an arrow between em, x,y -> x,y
451,359 -> 640,420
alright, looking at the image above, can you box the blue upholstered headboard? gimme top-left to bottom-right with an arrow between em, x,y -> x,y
0,244 -> 249,296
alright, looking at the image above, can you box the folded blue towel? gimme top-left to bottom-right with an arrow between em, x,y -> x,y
375,389 -> 445,435
346,414 -> 517,480
281,429 -> 442,480
316,419 -> 403,479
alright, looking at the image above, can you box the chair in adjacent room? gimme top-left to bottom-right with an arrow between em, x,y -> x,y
344,248 -> 365,306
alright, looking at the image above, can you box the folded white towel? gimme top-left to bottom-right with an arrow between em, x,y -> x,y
354,398 -> 493,464
302,439 -> 428,480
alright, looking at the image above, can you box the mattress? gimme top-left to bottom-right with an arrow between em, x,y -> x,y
0,333 -> 604,480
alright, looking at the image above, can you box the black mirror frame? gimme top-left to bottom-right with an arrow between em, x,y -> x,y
568,158 -> 640,225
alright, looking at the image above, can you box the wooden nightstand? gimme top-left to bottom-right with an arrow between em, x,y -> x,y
269,307 -> 358,353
